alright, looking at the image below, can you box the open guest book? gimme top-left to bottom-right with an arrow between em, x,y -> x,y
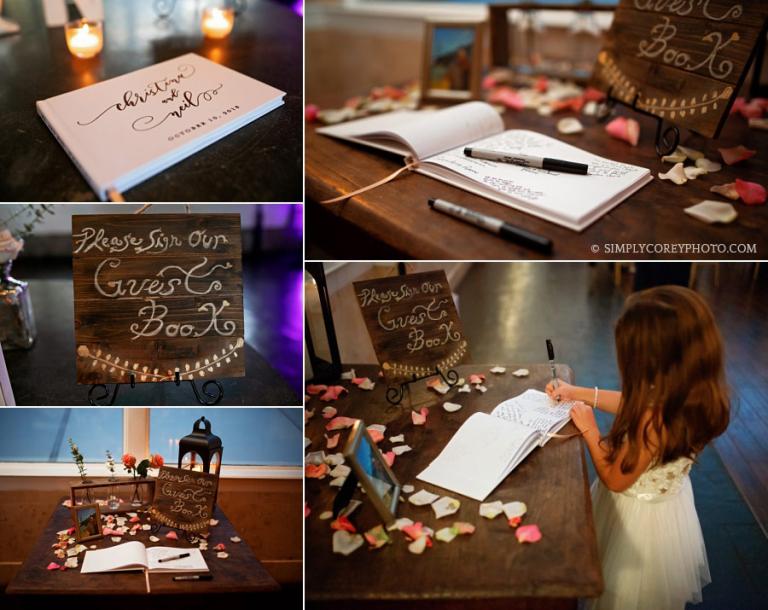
80,541 -> 209,574
417,389 -> 573,501
318,102 -> 652,231
37,53 -> 285,200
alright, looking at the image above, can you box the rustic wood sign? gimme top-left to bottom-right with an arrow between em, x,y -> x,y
353,270 -> 469,381
72,214 -> 245,385
149,466 -> 217,533
592,0 -> 768,138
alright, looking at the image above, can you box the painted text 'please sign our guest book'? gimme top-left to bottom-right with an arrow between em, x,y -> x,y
72,214 -> 245,385
37,53 -> 285,200
353,270 -> 468,381
149,466 -> 217,533
592,0 -> 768,138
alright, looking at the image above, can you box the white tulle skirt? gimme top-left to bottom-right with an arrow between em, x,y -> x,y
585,476 -> 711,610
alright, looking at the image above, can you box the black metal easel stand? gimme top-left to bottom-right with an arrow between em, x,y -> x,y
88,371 -> 224,406
597,86 -> 680,157
385,366 -> 460,406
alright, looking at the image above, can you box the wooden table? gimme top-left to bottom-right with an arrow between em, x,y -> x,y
0,0 -> 302,202
305,364 -> 602,610
306,106 -> 768,260
5,503 -> 279,609
4,279 -> 299,406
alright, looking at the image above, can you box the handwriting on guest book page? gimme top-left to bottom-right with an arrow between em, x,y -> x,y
72,214 -> 245,385
149,467 -> 217,532
592,0 -> 768,138
353,270 -> 468,381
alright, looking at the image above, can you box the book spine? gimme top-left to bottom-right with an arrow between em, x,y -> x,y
36,100 -> 107,201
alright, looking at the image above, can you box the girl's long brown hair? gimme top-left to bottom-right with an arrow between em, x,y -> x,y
605,286 -> 729,473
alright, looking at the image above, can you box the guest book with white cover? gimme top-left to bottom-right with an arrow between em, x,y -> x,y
417,390 -> 573,501
80,541 -> 208,574
37,53 -> 285,200
318,102 -> 652,231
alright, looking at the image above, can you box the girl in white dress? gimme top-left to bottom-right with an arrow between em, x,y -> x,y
545,285 -> 729,610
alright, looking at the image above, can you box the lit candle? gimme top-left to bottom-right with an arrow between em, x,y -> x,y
65,20 -> 103,59
201,7 -> 235,39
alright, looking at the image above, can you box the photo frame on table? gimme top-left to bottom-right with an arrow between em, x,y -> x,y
343,420 -> 401,527
70,503 -> 103,543
421,21 -> 484,104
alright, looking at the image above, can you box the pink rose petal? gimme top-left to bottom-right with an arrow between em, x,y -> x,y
165,531 -> 178,540
325,416 -> 357,431
47,562 -> 61,570
583,87 -> 605,102
411,407 -> 428,426
516,524 -> 542,543
468,374 -> 485,385
367,429 -> 384,444
718,145 -> 756,165
605,116 -> 639,146
320,386 -> 348,402
734,179 -> 767,205
305,104 -> 319,123
321,406 -> 337,419
383,451 -> 395,467
129,516 -> 140,523
481,75 -> 497,90
488,87 -> 524,111
306,384 -> 327,396
325,433 -> 340,449
304,503 -> 311,518
305,463 -> 329,479
330,515 -> 356,533
402,522 -> 427,541
453,522 -> 476,535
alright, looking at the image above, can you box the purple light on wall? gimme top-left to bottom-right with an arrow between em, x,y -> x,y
292,0 -> 303,17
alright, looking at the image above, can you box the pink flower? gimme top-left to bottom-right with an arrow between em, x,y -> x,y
122,453 -> 136,469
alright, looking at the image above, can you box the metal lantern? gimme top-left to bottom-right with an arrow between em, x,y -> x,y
305,262 -> 342,383
178,416 -> 223,504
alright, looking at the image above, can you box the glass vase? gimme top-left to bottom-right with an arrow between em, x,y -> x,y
131,481 -> 143,507
0,261 -> 37,350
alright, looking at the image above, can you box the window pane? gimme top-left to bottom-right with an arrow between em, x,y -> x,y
149,408 -> 303,466
0,408 -> 123,462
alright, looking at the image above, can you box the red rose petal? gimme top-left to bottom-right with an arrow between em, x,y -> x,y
488,87 -> 524,111
165,531 -> 178,540
383,451 -> 395,467
305,463 -> 329,479
735,179 -> 767,205
330,515 -> 356,533
306,384 -> 327,396
718,145 -> 756,165
325,416 -> 357,431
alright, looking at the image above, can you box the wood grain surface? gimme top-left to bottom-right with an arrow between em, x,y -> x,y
72,214 -> 245,385
592,0 -> 768,137
353,271 -> 468,381
305,364 -> 602,609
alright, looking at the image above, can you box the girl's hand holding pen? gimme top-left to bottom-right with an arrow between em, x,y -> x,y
545,379 -> 578,402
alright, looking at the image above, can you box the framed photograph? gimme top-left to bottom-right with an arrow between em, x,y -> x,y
421,21 -> 484,105
343,420 -> 401,527
70,503 -> 103,542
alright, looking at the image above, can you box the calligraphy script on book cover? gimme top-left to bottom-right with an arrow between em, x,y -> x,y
353,270 -> 468,381
149,467 -> 217,533
592,0 -> 768,138
72,214 -> 244,385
